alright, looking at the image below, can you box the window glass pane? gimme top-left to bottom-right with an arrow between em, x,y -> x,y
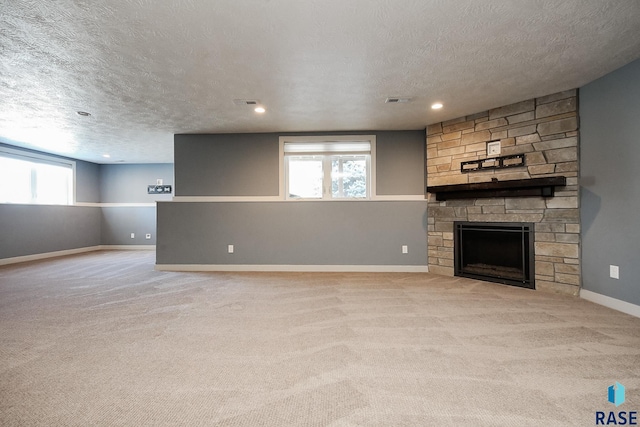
0,157 -> 32,203
287,156 -> 323,198
0,154 -> 73,205
34,162 -> 72,204
282,138 -> 372,201
331,155 -> 367,198
284,142 -> 370,153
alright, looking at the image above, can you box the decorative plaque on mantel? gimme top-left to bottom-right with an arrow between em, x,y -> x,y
460,154 -> 525,173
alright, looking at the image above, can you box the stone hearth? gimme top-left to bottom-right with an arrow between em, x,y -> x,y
426,90 -> 580,295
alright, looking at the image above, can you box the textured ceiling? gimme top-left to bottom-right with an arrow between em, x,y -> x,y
1,0 -> 640,163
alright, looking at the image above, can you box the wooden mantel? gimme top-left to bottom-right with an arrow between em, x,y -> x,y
426,176 -> 566,201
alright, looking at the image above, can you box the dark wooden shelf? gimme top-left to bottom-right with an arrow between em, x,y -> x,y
426,176 -> 566,201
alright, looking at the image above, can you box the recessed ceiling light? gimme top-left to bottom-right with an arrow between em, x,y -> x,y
254,107 -> 266,113
102,154 -> 110,158
77,111 -> 91,116
431,103 -> 443,110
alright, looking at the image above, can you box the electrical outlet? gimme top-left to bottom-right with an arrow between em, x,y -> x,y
402,245 -> 408,254
228,244 -> 234,254
610,265 -> 619,279
130,233 -> 135,239
145,234 -> 151,239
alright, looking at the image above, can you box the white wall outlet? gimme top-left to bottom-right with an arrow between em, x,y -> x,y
156,178 -> 163,185
145,233 -> 151,239
610,265 -> 620,279
228,244 -> 234,254
402,245 -> 408,254
130,233 -> 135,239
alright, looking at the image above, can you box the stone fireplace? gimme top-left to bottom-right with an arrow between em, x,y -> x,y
426,90 -> 580,295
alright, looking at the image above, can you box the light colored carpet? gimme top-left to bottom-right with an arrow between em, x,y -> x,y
1,250 -> 638,426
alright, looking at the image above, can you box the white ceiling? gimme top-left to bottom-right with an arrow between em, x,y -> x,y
2,0 -> 639,164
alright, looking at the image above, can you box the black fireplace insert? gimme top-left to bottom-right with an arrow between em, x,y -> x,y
454,222 -> 535,289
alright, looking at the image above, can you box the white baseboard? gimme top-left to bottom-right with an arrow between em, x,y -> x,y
580,289 -> 640,318
0,245 -> 156,266
0,246 -> 102,265
74,202 -> 157,207
155,264 -> 429,273
100,245 -> 156,250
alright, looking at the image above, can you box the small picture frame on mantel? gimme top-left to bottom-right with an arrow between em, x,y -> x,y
487,141 -> 501,157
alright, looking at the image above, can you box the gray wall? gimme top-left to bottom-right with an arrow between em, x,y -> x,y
175,134 -> 279,196
0,143 -> 174,258
175,131 -> 426,196
161,130 -> 427,267
0,204 -> 101,259
101,207 -> 157,245
99,163 -> 174,203
375,130 -> 425,195
157,201 -> 427,266
0,145 -> 102,259
580,58 -> 640,305
99,164 -> 173,245
76,160 -> 101,203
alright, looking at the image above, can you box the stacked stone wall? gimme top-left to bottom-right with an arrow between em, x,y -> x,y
426,90 -> 580,295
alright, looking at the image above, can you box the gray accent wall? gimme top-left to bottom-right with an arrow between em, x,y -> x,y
99,163 -> 173,246
375,130 -> 425,195
0,204 -> 100,259
157,201 -> 427,266
175,134 -> 279,196
0,145 -> 102,259
100,164 -> 174,203
162,130 -> 428,267
0,143 -> 175,258
580,58 -> 640,306
175,131 -> 426,197
76,160 -> 101,203
101,207 -> 157,245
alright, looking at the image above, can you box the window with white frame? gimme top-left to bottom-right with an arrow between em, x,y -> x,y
0,148 -> 75,205
282,136 -> 374,200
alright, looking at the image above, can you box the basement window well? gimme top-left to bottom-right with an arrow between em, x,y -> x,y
281,136 -> 375,200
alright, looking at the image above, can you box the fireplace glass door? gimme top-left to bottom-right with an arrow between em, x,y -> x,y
454,222 -> 534,289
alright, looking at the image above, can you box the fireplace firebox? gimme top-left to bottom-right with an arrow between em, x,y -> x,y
454,222 -> 535,289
